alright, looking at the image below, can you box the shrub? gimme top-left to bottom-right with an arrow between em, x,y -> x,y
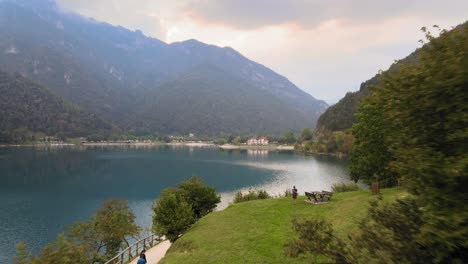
331,182 -> 360,193
152,192 -> 195,242
233,189 -> 271,203
178,176 -> 221,219
152,177 -> 220,242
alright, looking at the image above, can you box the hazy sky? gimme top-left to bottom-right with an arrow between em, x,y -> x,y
56,0 -> 467,103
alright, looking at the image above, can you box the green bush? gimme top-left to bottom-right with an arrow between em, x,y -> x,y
152,177 -> 220,242
283,188 -> 292,197
152,192 -> 195,242
331,182 -> 360,193
178,176 -> 221,219
233,189 -> 271,203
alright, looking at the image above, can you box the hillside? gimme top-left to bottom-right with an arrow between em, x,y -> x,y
0,71 -> 112,142
316,52 -> 417,132
317,21 -> 468,132
160,189 -> 405,264
0,0 -> 327,135
126,65 -> 315,135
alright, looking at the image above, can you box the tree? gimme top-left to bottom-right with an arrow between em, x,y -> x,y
152,177 -> 220,242
327,24 -> 467,263
15,234 -> 91,264
93,199 -> 140,255
287,24 -> 468,264
13,242 -> 30,264
152,192 -> 195,242
67,199 -> 139,260
299,128 -> 314,142
284,218 -> 352,263
178,176 -> 221,219
281,131 -> 296,144
17,199 -> 140,263
349,103 -> 397,187
232,136 -> 241,145
285,197 -> 430,264
371,25 -> 468,261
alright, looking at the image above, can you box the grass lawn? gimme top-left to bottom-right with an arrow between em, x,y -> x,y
160,188 -> 406,264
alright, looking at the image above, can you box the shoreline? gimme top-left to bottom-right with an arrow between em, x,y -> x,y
0,142 -> 295,151
294,149 -> 348,158
218,144 -> 294,151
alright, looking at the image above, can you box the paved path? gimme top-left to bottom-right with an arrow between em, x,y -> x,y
129,240 -> 171,264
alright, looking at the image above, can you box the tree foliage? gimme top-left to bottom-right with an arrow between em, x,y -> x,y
285,197 -> 429,264
152,177 -> 220,242
92,199 -> 140,255
0,71 -> 113,142
297,129 -> 354,155
152,192 -> 196,242
16,199 -> 139,263
288,23 -> 468,263
233,189 -> 271,203
280,131 -> 296,144
178,176 -> 221,219
298,128 -> 314,142
349,103 -> 396,186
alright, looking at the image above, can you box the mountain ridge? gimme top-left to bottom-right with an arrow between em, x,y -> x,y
0,71 -> 113,141
0,0 -> 327,135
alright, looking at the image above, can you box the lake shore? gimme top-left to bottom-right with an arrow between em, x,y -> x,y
0,141 -> 295,151
218,144 -> 294,150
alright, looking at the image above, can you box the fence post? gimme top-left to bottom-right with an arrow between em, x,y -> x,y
136,242 -> 139,259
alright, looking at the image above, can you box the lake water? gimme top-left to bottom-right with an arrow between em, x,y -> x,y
0,145 -> 350,262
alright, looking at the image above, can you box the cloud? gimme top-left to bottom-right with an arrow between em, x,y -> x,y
55,0 -> 468,102
57,0 -> 170,38
183,0 -> 468,30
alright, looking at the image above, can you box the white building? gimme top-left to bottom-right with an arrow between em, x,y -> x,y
247,137 -> 269,145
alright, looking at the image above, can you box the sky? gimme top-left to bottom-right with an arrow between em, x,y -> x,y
56,0 -> 468,104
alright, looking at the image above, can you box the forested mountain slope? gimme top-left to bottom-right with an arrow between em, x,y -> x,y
317,21 -> 468,132
0,0 -> 327,135
316,52 -> 417,131
0,71 -> 112,141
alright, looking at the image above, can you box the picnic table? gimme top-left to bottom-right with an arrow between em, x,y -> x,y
305,191 -> 333,203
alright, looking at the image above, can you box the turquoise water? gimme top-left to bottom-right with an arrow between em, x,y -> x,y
0,146 -> 350,262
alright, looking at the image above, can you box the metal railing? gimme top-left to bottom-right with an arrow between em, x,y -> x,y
104,234 -> 162,264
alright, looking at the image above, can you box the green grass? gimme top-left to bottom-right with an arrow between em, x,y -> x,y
160,188 -> 406,264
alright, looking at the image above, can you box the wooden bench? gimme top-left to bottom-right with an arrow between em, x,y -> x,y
305,191 -> 333,203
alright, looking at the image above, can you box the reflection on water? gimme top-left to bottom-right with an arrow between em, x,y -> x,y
247,149 -> 269,158
0,146 -> 350,262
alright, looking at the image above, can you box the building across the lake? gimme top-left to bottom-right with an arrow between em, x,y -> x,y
247,137 -> 269,145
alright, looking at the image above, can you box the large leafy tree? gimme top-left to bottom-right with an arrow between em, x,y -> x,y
178,176 -> 221,219
287,24 -> 468,263
152,177 -> 220,242
152,192 -> 196,242
16,199 -> 140,263
92,199 -> 140,255
373,25 -> 468,261
349,102 -> 396,186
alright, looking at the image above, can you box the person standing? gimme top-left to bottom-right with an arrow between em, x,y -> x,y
292,186 -> 298,204
137,251 -> 146,264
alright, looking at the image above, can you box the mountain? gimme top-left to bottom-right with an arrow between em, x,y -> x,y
316,52 -> 418,132
317,21 -> 468,132
0,0 -> 328,135
0,71 -> 113,141
129,64 -> 314,135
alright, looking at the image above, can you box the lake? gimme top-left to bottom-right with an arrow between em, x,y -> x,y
0,145 -> 350,262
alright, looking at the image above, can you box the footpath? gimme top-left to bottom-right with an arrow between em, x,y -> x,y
129,240 -> 171,264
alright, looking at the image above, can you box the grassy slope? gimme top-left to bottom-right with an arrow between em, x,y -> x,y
161,188 -> 406,264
